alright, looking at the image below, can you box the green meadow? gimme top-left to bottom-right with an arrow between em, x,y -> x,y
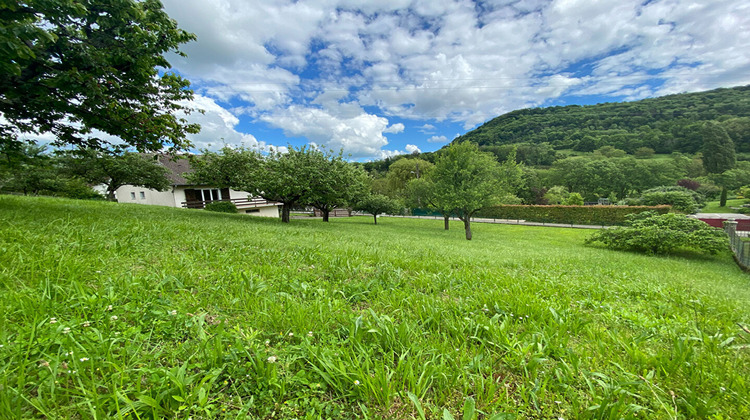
1,196 -> 749,419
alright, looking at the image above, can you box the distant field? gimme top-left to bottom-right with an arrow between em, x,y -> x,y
1,196 -> 749,419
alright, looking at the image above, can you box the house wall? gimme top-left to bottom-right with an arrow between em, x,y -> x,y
116,185 -> 280,218
116,185 -> 176,207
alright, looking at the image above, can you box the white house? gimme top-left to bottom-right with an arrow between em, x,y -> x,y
115,155 -> 280,218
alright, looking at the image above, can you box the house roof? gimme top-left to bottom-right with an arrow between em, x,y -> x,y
155,155 -> 192,186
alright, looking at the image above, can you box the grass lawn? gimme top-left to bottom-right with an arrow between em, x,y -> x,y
701,198 -> 748,213
1,196 -> 749,419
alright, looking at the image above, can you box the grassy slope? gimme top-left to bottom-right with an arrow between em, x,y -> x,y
1,196 -> 749,419
701,198 -> 748,214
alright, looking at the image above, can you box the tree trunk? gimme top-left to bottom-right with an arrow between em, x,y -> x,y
106,189 -> 117,201
322,209 -> 330,222
462,217 -> 472,240
443,214 -> 450,230
281,204 -> 291,223
373,214 -> 378,224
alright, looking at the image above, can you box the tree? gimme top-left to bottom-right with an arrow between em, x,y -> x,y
701,121 -> 736,207
354,194 -> 401,224
61,149 -> 171,201
544,186 -> 569,205
188,146 -> 368,223
1,143 -> 60,195
405,177 -> 455,230
430,142 -> 503,240
563,192 -> 584,206
304,149 -> 369,222
1,0 -> 200,153
189,146 -> 307,223
0,143 -> 101,198
384,158 -> 434,197
701,122 -> 736,174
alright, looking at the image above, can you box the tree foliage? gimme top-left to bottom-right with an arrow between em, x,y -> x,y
586,212 -> 727,255
384,158 -> 434,197
637,186 -> 702,213
0,143 -> 101,198
61,149 -> 171,200
188,146 -> 368,223
701,122 -> 735,174
430,142 -> 503,240
354,194 -> 401,224
0,0 -> 200,152
455,85 -> 750,154
304,150 -> 369,222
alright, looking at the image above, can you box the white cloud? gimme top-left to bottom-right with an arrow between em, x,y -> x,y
383,123 -> 405,134
260,106 -> 396,158
418,124 -> 436,134
180,95 -> 279,151
405,144 -> 421,154
157,0 -> 750,158
427,135 -> 448,143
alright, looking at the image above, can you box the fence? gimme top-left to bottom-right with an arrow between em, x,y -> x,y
724,220 -> 750,270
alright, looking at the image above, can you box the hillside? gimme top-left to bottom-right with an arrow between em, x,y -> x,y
455,85 -> 750,154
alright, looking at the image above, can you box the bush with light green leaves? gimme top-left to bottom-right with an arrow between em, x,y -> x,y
586,211 -> 728,255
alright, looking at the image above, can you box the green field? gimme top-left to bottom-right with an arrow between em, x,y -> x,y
701,199 -> 748,214
1,196 -> 749,419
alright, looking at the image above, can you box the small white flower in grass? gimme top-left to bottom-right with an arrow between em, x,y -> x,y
264,340 -> 270,346
49,317 -> 57,324
354,380 -> 361,386
79,357 -> 89,362
0,344 -> 4,348
110,315 -> 118,321
307,331 -> 313,337
267,356 -> 277,363
82,321 -> 91,327
65,351 -> 73,356
168,310 -> 177,316
62,327 -> 71,334
288,332 -> 294,337
106,305 -> 113,311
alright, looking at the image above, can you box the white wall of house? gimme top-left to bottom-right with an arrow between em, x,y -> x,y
116,185 -> 175,207
243,205 -> 280,218
115,185 -> 280,218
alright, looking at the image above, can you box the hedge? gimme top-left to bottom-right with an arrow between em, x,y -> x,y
204,201 -> 238,213
474,205 -> 671,226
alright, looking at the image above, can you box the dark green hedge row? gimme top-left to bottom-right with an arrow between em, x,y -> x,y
475,205 -> 671,226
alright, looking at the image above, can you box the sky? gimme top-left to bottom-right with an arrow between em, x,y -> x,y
157,0 -> 750,161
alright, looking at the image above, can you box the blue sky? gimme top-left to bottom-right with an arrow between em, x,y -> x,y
155,0 -> 750,161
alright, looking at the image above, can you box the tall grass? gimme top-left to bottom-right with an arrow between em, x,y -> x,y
1,195 -> 749,419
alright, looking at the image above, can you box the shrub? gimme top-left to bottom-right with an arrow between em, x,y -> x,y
475,205 -> 670,226
697,182 -> 721,200
677,178 -> 701,191
586,212 -> 727,255
639,186 -> 702,213
634,147 -> 655,158
204,201 -> 238,213
563,192 -> 584,206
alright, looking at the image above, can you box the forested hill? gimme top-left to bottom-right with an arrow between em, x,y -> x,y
455,85 -> 750,154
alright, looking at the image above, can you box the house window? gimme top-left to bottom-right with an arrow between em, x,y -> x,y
200,189 -> 222,202
130,192 -> 136,200
140,191 -> 146,199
